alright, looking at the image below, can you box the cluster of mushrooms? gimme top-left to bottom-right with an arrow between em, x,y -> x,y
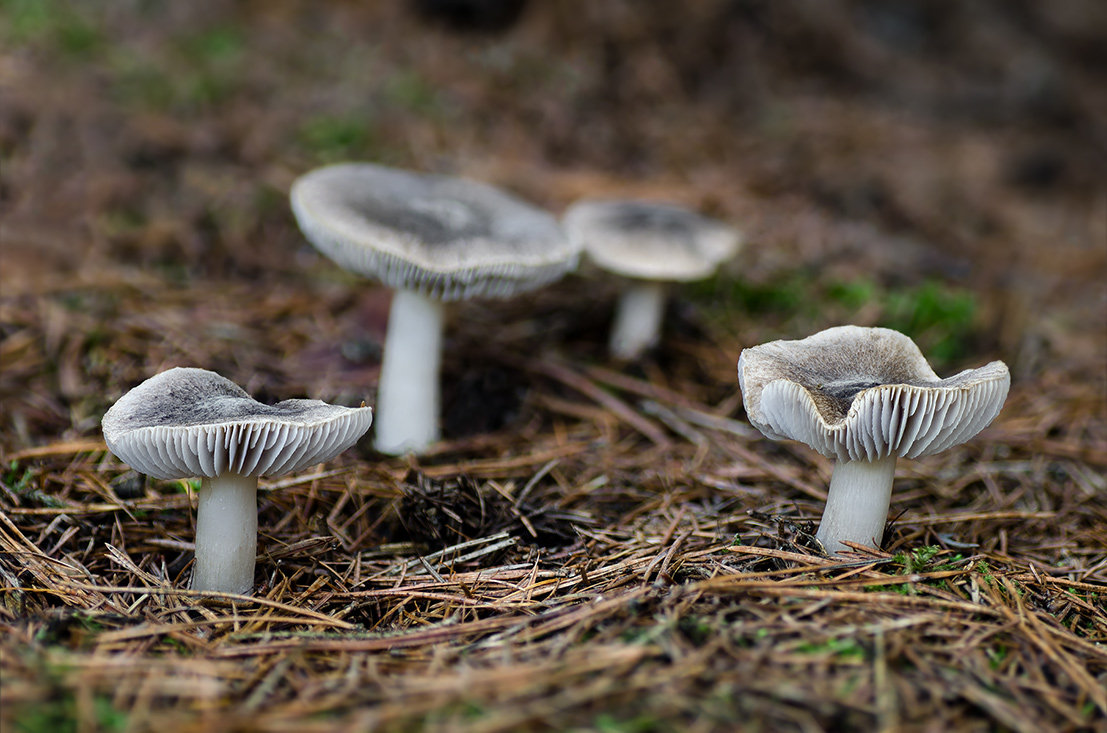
101,162 -> 1011,596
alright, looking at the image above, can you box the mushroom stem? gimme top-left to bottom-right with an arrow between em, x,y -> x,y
375,288 -> 444,454
192,473 -> 258,594
610,280 -> 667,360
816,455 -> 897,554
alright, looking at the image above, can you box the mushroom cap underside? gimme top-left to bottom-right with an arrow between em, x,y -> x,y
564,199 -> 741,281
738,326 -> 1010,462
102,367 -> 373,480
291,163 -> 578,301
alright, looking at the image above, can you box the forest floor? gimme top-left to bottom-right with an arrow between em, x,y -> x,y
2,2 -> 1105,731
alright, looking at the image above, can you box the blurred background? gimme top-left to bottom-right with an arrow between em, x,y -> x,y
2,10 -> 1105,729
1,0 -> 1105,445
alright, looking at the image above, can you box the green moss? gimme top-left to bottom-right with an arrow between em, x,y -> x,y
108,59 -> 177,111
383,70 -> 445,118
676,615 -> 713,646
619,623 -> 663,645
13,693 -> 128,733
730,274 -> 811,315
691,272 -> 981,368
296,115 -> 382,164
111,61 -> 236,112
886,546 -> 964,587
252,183 -> 286,216
894,545 -> 942,574
869,582 -> 914,595
55,17 -> 102,57
105,24 -> 245,113
986,643 -> 1009,670
4,461 -> 34,493
179,71 -> 236,108
1,0 -> 53,42
795,637 -> 866,660
881,281 -> 977,364
835,672 -> 863,697
33,611 -> 107,648
826,279 -> 876,309
686,270 -> 816,318
594,712 -> 663,733
15,478 -> 65,508
178,26 -> 243,65
1,0 -> 104,58
174,27 -> 244,107
416,700 -> 488,727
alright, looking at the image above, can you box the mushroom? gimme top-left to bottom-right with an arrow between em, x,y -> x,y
290,162 -> 578,455
737,326 -> 1009,554
101,367 -> 373,594
563,199 -> 741,360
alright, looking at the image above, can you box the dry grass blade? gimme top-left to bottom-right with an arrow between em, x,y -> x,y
2,2 -> 1106,731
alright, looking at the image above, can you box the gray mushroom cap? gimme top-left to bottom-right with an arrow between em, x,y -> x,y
290,163 -> 578,301
102,367 -> 373,480
564,199 -> 741,281
738,326 -> 1010,463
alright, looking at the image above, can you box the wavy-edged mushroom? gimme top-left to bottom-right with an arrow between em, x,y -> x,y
102,367 -> 373,594
564,199 -> 741,360
291,163 -> 578,455
737,326 -> 1009,554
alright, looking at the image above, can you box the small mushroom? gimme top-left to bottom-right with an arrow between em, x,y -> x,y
564,199 -> 741,360
737,326 -> 1009,554
101,367 -> 373,594
291,163 -> 578,455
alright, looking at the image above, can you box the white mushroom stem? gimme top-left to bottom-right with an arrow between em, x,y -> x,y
374,288 -> 445,455
610,280 -> 667,360
192,473 -> 258,594
816,455 -> 897,554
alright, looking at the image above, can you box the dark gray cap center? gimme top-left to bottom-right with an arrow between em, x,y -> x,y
606,203 -> 698,238
353,194 -> 494,246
